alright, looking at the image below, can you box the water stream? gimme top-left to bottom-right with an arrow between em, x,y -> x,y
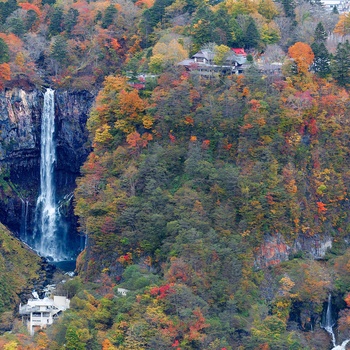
20,199 -> 29,243
324,294 -> 336,347
33,89 -> 63,261
323,294 -> 350,350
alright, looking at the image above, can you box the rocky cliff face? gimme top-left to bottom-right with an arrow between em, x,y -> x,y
255,233 -> 334,268
0,88 -> 94,258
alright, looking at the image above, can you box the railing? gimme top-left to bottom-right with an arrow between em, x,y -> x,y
19,306 -> 40,314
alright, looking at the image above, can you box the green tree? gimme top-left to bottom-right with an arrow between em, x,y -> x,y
48,7 -> 63,36
311,42 -> 330,78
244,17 -> 260,49
63,8 -> 79,36
101,4 -> 118,29
65,325 -> 86,350
281,0 -> 296,24
332,40 -> 350,87
0,38 -> 10,64
314,22 -> 327,43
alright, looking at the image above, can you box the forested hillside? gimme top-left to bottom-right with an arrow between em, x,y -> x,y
3,0 -> 350,349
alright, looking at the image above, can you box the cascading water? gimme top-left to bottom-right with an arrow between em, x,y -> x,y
33,89 -> 65,261
20,199 -> 29,243
323,294 -> 350,350
332,339 -> 350,350
323,294 -> 336,347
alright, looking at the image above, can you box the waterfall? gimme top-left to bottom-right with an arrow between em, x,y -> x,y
20,199 -> 29,243
323,294 -> 337,347
34,89 -> 64,261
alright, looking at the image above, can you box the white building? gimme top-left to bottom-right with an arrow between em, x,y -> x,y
19,295 -> 70,335
322,0 -> 350,12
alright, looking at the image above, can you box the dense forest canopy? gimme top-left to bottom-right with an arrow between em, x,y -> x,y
3,0 -> 350,349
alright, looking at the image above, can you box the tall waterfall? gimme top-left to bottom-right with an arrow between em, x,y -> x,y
34,89 -> 64,261
323,294 -> 336,347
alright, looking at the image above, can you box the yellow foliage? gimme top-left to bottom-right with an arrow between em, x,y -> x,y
94,124 -> 113,144
152,39 -> 188,63
142,115 -> 154,129
4,341 -> 18,350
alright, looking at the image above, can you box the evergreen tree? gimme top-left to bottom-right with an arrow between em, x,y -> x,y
281,0 -> 296,24
244,18 -> 260,49
0,0 -> 17,24
314,22 -> 327,43
101,4 -> 118,29
63,8 -> 79,36
332,40 -> 350,87
333,5 -> 339,14
229,17 -> 244,47
0,38 -> 10,64
48,7 -> 63,36
25,9 -> 38,31
311,42 -> 330,78
8,17 -> 25,36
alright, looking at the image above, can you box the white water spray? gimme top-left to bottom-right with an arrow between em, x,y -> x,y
324,294 -> 337,347
34,89 -> 63,260
332,339 -> 350,350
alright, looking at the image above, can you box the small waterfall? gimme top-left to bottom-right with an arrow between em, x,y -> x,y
34,89 -> 64,261
323,294 -> 336,347
20,199 -> 29,242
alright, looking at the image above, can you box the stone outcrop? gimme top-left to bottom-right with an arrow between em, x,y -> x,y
255,233 -> 334,268
0,88 -> 94,257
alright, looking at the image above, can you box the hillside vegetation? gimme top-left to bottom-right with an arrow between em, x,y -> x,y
0,223 -> 42,330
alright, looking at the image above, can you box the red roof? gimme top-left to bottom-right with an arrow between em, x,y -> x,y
232,48 -> 247,56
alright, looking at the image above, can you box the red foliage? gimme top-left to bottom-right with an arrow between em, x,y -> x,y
188,308 -> 209,341
150,284 -> 174,299
249,99 -> 261,111
201,139 -> 210,150
309,118 -> 318,135
101,216 -> 116,235
169,133 -> 176,143
184,116 -> 194,125
117,252 -> 132,265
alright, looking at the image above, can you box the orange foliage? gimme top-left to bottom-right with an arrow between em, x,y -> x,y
201,139 -> 210,150
288,42 -> 314,74
119,89 -> 146,119
249,99 -> 261,111
126,131 -> 152,149
110,38 -> 121,51
135,0 -> 155,8
317,201 -> 327,214
187,308 -> 209,341
184,116 -> 194,125
0,33 -> 23,53
0,63 -> 11,90
102,338 -> 115,350
18,2 -> 41,16
190,135 -> 197,142
345,293 -> 350,307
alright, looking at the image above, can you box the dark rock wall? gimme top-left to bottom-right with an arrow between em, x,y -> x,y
0,88 -> 94,257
